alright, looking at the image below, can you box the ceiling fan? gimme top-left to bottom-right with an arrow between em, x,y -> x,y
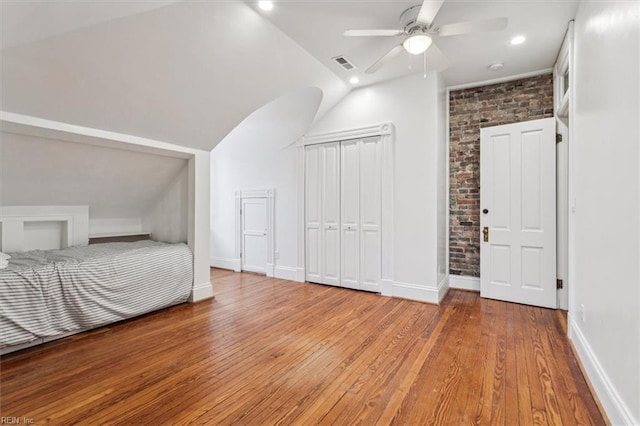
344,0 -> 508,74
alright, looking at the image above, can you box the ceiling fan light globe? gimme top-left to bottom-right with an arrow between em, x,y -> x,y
403,34 -> 432,55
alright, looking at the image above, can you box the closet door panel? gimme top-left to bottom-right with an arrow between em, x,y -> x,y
341,229 -> 359,288
305,145 -> 322,283
361,230 -> 381,290
359,138 -> 382,291
322,143 -> 340,285
341,140 -> 360,289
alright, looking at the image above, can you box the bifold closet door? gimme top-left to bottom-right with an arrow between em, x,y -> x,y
340,137 -> 381,291
358,138 -> 382,292
306,138 -> 381,292
305,143 -> 340,285
305,145 -> 322,283
322,143 -> 341,286
340,140 -> 360,289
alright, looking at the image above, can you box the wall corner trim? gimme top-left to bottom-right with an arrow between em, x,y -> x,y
568,317 -> 637,426
380,279 -> 393,297
437,275 -> 449,302
266,263 -> 275,278
189,281 -> 213,302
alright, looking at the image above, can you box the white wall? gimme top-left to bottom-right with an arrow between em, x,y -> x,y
309,72 -> 444,302
570,1 -> 639,424
143,165 -> 188,243
437,73 -> 448,292
210,88 -> 322,277
0,130 -> 188,237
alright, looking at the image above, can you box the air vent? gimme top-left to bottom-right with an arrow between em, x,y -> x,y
332,55 -> 357,70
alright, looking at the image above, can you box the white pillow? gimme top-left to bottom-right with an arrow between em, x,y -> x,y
0,252 -> 11,260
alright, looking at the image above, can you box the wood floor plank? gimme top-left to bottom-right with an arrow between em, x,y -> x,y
0,268 -> 605,425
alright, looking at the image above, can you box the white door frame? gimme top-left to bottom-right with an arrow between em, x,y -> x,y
554,21 -> 574,311
296,123 -> 395,296
235,188 -> 275,277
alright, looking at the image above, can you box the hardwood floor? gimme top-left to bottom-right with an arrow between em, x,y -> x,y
1,268 -> 604,425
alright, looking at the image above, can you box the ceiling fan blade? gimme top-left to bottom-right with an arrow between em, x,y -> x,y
416,0 -> 445,26
437,17 -> 508,37
344,29 -> 404,37
366,45 -> 404,74
426,42 -> 450,72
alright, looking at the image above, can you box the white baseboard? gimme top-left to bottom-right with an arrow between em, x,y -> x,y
210,256 -> 241,272
449,275 -> 480,292
294,267 -> 305,283
380,278 -> 393,297
568,316 -> 637,425
391,281 -> 441,304
437,274 -> 449,302
266,263 -> 275,278
274,265 -> 298,281
189,281 -> 214,302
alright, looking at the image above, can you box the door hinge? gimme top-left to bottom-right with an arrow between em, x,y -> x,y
556,133 -> 563,144
556,279 -> 563,289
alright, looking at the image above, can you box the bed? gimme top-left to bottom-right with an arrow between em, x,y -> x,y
0,240 -> 193,352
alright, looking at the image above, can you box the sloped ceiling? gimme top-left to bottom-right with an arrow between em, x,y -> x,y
218,86 -> 323,155
0,1 -> 349,152
0,0 -> 181,49
1,131 -> 187,219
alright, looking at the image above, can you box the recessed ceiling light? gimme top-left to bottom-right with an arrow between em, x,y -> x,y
511,35 -> 526,45
489,62 -> 504,71
349,77 -> 360,85
258,1 -> 273,11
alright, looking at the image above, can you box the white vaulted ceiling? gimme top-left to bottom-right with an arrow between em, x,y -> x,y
1,0 -> 579,153
0,1 -> 348,151
0,0 -> 182,50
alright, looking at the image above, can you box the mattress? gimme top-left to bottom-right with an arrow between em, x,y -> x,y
0,241 -> 193,348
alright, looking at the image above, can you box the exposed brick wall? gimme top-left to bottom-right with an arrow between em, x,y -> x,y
449,74 -> 554,277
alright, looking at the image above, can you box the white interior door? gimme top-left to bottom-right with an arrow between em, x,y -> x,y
322,142 -> 341,286
480,118 -> 556,308
341,140 -> 360,289
358,137 -> 381,292
241,197 -> 268,274
305,145 -> 322,283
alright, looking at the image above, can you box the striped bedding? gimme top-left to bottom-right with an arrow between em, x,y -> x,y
0,241 -> 193,348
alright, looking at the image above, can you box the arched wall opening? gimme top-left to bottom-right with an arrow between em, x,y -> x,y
210,87 -> 323,277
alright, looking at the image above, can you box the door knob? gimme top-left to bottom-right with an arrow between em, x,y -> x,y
483,227 -> 489,242
482,209 -> 489,214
